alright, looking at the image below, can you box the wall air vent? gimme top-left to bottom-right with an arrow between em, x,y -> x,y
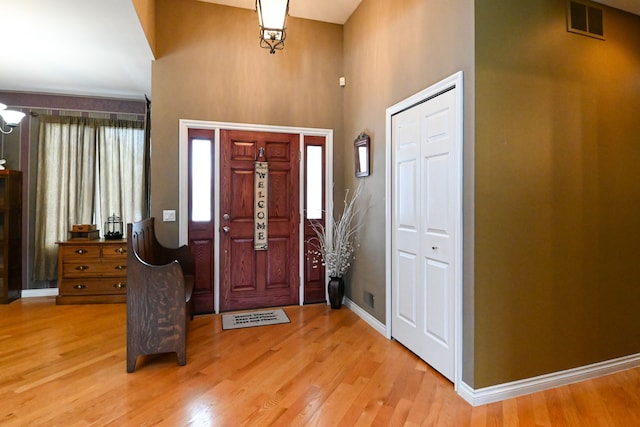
567,0 -> 605,40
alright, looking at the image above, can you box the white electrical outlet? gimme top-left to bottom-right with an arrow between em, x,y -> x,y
163,210 -> 176,222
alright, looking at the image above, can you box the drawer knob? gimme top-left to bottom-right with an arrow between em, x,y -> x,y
73,284 -> 87,289
75,249 -> 88,255
115,247 -> 127,254
114,282 -> 126,289
114,265 -> 127,271
75,265 -> 89,271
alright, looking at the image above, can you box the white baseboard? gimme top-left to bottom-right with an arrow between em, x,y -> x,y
21,288 -> 59,298
343,297 -> 387,337
459,353 -> 640,406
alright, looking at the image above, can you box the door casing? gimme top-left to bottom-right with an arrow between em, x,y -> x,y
178,120 -> 333,313
385,71 -> 464,391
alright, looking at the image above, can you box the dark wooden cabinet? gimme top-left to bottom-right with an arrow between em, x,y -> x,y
56,239 -> 127,304
0,170 -> 22,304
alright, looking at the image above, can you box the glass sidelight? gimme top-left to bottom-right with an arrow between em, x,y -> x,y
190,138 -> 212,222
305,145 -> 323,220
303,136 -> 326,304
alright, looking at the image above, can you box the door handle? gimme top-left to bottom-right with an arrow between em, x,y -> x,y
222,226 -> 230,233
223,213 -> 230,221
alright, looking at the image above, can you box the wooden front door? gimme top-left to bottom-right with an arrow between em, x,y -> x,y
219,130 -> 300,312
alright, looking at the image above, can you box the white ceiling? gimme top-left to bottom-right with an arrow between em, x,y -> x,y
0,0 -> 636,102
0,0 -> 154,100
597,0 -> 640,15
199,0 -> 362,25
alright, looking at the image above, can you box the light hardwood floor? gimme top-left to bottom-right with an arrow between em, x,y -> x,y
1,297 -> 639,426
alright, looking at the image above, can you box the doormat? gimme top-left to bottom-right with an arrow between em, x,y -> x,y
221,309 -> 290,330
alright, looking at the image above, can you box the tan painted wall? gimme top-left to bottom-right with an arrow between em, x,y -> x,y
150,0 -> 640,391
474,1 -> 640,387
342,0 -> 476,380
151,0 -> 344,245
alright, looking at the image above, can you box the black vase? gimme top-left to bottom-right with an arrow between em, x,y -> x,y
328,276 -> 345,309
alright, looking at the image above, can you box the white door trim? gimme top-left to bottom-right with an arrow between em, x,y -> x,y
178,120 -> 334,313
385,71 -> 464,391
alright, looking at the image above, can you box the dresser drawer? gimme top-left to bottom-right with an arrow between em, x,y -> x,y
59,278 -> 127,295
60,245 -> 101,258
63,259 -> 127,278
101,243 -> 127,258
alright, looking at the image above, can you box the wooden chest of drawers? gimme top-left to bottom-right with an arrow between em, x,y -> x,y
56,239 -> 127,304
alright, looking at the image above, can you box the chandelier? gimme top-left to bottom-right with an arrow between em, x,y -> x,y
256,0 -> 289,54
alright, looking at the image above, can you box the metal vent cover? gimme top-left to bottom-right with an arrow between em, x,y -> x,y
567,0 -> 605,40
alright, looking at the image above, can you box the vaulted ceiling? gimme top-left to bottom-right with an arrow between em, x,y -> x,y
0,0 -> 636,101
198,0 -> 362,24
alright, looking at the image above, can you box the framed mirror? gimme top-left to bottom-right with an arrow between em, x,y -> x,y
354,132 -> 370,177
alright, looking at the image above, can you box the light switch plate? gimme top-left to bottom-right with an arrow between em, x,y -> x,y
163,210 -> 176,222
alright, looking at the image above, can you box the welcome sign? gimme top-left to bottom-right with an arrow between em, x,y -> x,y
254,161 -> 268,250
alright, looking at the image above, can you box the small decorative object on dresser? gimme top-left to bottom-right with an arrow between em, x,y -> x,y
104,214 -> 124,240
69,224 -> 100,240
56,238 -> 127,304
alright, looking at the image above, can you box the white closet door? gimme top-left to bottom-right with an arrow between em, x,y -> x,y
392,87 -> 458,381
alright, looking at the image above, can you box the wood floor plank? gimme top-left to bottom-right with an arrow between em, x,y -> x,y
2,297 -> 640,426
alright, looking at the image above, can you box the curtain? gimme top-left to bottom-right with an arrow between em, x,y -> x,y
33,117 -> 96,281
96,120 -> 146,233
33,116 -> 145,281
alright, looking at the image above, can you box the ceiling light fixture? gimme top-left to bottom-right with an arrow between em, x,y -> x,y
0,103 -> 26,135
256,0 -> 289,54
